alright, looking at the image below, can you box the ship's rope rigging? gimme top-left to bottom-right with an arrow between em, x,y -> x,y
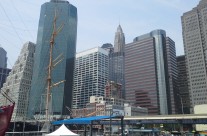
0,0 -> 48,68
0,2 -> 24,45
0,1 -> 71,123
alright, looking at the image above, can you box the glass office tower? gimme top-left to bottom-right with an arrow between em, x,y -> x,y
125,30 -> 177,115
176,55 -> 190,114
28,0 -> 77,118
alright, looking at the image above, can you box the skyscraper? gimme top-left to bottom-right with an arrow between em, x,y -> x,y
114,25 -> 125,53
176,55 -> 190,114
72,47 -> 109,109
0,47 -> 7,68
106,25 -> 125,98
0,47 -> 11,90
125,30 -> 177,115
28,0 -> 77,118
181,0 -> 207,112
101,43 -> 114,54
165,37 -> 178,114
0,68 -> 11,90
0,42 -> 35,121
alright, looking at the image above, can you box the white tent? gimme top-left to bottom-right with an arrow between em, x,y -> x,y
46,124 -> 79,136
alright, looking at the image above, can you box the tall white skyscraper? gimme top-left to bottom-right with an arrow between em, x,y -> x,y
0,42 -> 35,121
72,47 -> 109,109
182,0 -> 207,112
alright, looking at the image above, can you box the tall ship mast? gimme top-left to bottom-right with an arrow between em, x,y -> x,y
42,10 -> 64,132
0,0 -> 78,135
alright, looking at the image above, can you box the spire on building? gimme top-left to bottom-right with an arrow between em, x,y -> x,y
109,25 -> 126,99
117,25 -> 123,33
114,24 -> 125,53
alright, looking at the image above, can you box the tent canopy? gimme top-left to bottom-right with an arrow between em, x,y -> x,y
46,124 -> 79,136
53,115 -> 118,125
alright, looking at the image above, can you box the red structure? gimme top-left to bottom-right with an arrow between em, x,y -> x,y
0,103 -> 15,136
105,81 -> 122,99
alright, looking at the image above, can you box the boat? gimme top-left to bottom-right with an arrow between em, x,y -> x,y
0,91 -> 15,136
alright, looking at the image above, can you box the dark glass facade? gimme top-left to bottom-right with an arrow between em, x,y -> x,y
28,0 -> 77,118
165,37 -> 178,114
125,38 -> 159,114
0,47 -> 7,68
0,68 -> 11,90
125,30 -> 177,115
176,55 -> 190,114
109,52 -> 125,98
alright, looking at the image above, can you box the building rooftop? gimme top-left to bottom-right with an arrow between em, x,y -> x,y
50,0 -> 69,4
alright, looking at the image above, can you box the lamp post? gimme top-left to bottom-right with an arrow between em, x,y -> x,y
109,108 -> 120,136
109,108 -> 112,136
177,93 -> 184,135
177,93 -> 184,114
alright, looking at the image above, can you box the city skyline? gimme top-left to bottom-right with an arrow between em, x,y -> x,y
0,0 -> 200,68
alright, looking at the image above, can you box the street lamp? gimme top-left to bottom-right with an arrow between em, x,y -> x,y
108,108 -> 120,136
177,93 -> 184,114
109,108 -> 113,136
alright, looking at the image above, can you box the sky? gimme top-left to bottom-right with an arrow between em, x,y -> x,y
0,0 -> 201,68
